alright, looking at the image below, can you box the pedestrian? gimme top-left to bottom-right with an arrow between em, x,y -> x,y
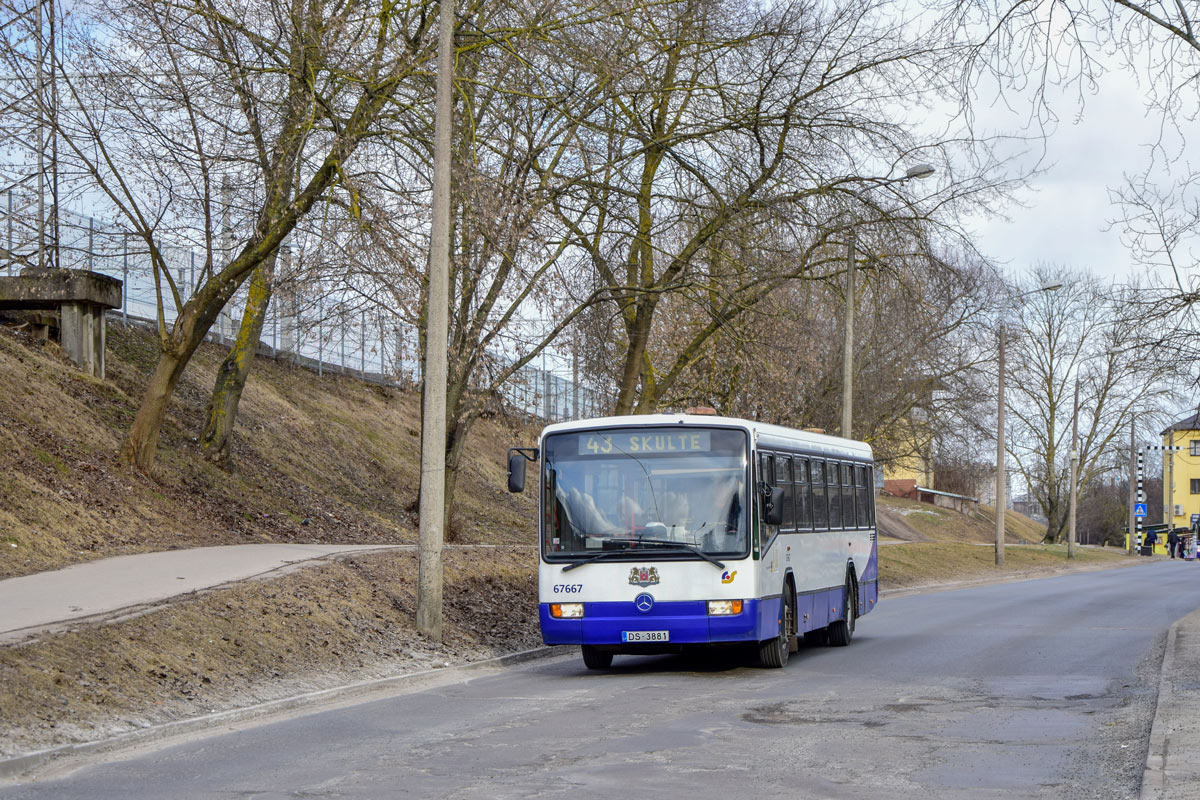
1168,528 -> 1180,559
1145,528 -> 1158,556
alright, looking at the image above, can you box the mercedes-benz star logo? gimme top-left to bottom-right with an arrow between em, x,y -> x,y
634,593 -> 655,613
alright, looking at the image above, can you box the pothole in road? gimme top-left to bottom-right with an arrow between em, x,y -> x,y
742,701 -> 895,728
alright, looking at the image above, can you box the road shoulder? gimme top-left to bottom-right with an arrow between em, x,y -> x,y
1142,606 -> 1200,799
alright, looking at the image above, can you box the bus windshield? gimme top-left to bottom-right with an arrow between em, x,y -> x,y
541,427 -> 749,559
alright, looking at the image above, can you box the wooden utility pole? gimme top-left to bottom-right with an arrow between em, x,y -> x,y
416,0 -> 454,642
995,324 -> 1005,567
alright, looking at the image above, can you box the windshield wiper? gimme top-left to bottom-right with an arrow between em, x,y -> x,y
561,547 -> 635,572
561,539 -> 726,572
625,538 -> 726,569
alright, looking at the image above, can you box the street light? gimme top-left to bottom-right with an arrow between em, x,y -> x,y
841,163 -> 936,439
995,280 -> 1063,567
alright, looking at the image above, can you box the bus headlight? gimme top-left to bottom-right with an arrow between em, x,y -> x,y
550,603 -> 584,619
707,599 -> 744,616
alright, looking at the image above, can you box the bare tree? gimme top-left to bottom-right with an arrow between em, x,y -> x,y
299,0 -> 640,531
656,240 -> 1001,472
549,0 -> 1014,415
1004,266 -> 1178,541
19,0 -> 438,471
949,1 -> 1200,380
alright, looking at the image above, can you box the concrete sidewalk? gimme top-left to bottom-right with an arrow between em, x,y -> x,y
1143,606 -> 1200,798
0,544 -> 407,642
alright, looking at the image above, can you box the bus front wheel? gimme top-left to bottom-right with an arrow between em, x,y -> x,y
581,645 -> 613,670
758,583 -> 794,668
828,574 -> 857,647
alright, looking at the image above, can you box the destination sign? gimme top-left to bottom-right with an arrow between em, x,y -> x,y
578,431 -> 711,456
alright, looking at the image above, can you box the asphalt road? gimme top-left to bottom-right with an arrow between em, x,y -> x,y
7,561 -> 1199,800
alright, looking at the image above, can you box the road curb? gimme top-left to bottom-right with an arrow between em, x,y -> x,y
0,645 -> 562,783
1140,607 -> 1200,799
1141,619 -> 1174,799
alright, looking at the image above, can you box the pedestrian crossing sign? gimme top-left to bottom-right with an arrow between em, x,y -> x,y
1135,503 -> 1147,518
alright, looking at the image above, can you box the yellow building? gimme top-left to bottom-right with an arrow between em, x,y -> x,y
1162,413 -> 1200,532
886,449 -> 934,488
879,419 -> 934,496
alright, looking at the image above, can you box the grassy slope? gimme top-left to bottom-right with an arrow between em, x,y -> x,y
877,495 -> 1043,544
875,493 -> 1134,588
878,541 -> 1133,589
0,324 -> 538,579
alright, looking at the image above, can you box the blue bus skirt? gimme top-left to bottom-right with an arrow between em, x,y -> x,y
539,597 -> 778,646
540,579 -> 877,647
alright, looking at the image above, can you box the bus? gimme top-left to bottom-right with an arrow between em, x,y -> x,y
506,409 -> 878,669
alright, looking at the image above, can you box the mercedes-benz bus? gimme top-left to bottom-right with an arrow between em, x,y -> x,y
506,410 -> 878,669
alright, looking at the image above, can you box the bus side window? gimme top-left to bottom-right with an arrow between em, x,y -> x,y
758,453 -> 774,520
866,465 -> 877,527
842,463 -> 855,528
856,465 -> 870,527
796,458 -> 812,530
812,460 -> 828,529
776,455 -> 795,530
827,461 -> 842,529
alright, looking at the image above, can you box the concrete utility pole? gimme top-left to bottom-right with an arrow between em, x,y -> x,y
1128,416 -> 1136,555
416,0 -> 454,642
1068,378 -> 1078,559
995,324 -> 1006,567
1168,438 -> 1175,535
841,229 -> 856,439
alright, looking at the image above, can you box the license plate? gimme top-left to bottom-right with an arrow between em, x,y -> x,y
622,630 -> 669,643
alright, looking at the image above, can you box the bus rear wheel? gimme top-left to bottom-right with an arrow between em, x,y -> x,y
581,645 -> 613,670
828,574 -> 857,647
758,584 -> 794,668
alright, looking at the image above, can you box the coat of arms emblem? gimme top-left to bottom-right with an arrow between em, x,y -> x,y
628,566 -> 660,587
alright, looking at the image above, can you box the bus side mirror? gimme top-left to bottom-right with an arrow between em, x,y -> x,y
507,447 -> 538,493
508,453 -> 526,493
764,486 -> 784,526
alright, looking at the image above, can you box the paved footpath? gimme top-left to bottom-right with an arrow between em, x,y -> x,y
0,544 -> 407,642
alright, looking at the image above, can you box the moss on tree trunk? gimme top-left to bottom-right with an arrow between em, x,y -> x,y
200,255 -> 277,468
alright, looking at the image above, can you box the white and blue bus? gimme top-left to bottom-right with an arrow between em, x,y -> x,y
506,410 -> 878,669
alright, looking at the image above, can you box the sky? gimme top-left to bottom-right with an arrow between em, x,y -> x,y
962,60 -> 1200,425
965,59 -> 1193,288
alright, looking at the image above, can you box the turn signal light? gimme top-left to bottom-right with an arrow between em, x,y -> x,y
550,603 -> 584,619
707,599 -> 744,616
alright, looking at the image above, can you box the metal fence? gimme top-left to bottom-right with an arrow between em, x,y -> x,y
2,195 -> 610,423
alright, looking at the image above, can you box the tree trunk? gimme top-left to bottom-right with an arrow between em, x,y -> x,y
119,348 -> 191,471
199,254 -> 277,468
613,301 -> 656,415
